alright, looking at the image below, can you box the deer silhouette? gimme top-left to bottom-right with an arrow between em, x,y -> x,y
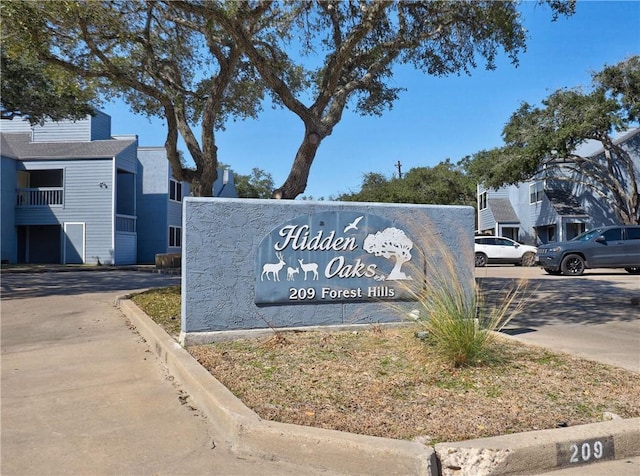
298,259 -> 319,280
261,252 -> 286,281
286,266 -> 299,281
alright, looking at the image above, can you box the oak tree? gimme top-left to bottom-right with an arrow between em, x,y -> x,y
339,160 -> 476,206
234,167 -> 275,198
468,57 -> 640,224
187,0 -> 575,198
3,0 -> 575,198
0,51 -> 96,124
2,0 -> 266,196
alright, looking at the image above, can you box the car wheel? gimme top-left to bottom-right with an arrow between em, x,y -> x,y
544,268 -> 562,275
521,252 -> 536,267
475,252 -> 488,267
561,254 -> 585,276
625,267 -> 640,274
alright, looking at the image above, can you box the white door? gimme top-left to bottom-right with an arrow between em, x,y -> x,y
64,222 -> 85,264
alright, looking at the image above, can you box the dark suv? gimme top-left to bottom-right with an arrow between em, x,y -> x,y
536,225 -> 640,276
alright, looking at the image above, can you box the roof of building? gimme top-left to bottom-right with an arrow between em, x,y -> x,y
0,132 -> 136,160
0,134 -> 19,159
487,198 -> 519,222
571,127 -> 640,157
544,189 -> 589,217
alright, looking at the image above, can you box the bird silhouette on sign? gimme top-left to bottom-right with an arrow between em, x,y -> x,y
343,215 -> 364,233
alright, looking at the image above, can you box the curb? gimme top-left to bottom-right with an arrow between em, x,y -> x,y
435,419 -> 639,475
116,297 -> 640,476
117,297 -> 437,476
1,265 -> 155,273
0,265 -> 181,276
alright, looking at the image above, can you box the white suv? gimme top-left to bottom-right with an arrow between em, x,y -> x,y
474,236 -> 537,267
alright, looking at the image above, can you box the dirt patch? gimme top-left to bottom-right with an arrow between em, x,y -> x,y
191,326 -> 640,444
133,289 -> 640,444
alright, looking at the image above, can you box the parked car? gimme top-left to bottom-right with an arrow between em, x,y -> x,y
536,225 -> 640,276
474,236 -> 537,267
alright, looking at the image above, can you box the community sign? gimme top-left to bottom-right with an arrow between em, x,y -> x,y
255,211 -> 424,305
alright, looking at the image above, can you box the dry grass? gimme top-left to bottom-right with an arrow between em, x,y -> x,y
131,285 -> 181,336
132,286 -> 640,444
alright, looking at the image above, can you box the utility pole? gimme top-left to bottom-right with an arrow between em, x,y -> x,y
395,160 -> 402,179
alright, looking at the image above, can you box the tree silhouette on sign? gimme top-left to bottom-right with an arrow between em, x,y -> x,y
363,228 -> 413,280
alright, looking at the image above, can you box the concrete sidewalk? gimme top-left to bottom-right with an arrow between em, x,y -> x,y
1,271 -> 334,476
2,269 -> 639,475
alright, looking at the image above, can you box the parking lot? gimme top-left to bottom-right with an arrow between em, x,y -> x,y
476,265 -> 640,373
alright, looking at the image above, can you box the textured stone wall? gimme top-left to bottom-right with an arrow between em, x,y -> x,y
181,198 -> 474,343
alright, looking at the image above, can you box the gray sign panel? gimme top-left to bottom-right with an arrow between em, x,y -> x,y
255,211 -> 424,305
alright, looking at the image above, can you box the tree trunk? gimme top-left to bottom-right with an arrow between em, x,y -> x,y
189,177 -> 214,197
272,131 -> 321,199
163,104 -> 219,198
627,192 -> 640,224
189,160 -> 218,198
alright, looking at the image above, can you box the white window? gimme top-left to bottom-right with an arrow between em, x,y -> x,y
529,181 -> 544,204
478,191 -> 487,210
169,226 -> 181,247
169,179 -> 182,202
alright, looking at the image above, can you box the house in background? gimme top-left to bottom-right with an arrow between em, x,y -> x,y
477,128 -> 640,245
137,146 -> 236,264
1,112 -> 237,265
1,112 -> 138,265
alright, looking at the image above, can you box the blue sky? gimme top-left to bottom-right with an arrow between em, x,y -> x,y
106,1 -> 640,199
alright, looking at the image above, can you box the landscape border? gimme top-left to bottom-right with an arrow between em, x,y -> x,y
119,296 -> 640,476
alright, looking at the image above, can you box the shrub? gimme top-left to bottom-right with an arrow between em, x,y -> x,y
402,226 -> 527,367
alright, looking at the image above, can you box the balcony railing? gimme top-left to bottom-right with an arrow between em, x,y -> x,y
16,187 -> 64,207
116,214 -> 137,233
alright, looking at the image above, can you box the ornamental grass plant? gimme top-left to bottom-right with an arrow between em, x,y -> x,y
398,224 -> 529,368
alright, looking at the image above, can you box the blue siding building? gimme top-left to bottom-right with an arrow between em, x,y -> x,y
1,113 -> 237,265
477,129 -> 640,245
136,146 -> 236,264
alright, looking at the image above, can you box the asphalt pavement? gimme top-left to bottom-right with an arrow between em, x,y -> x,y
476,265 -> 640,373
1,270 -> 334,476
1,267 -> 639,475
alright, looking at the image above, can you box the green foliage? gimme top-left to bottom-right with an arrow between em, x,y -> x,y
594,56 -> 640,123
466,57 -> 640,224
2,0 -> 576,199
0,51 -> 97,124
234,167 -> 275,199
339,160 -> 476,206
1,0 -> 266,197
415,267 -> 526,368
193,1 -> 575,198
402,161 -> 477,206
338,173 -> 400,203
